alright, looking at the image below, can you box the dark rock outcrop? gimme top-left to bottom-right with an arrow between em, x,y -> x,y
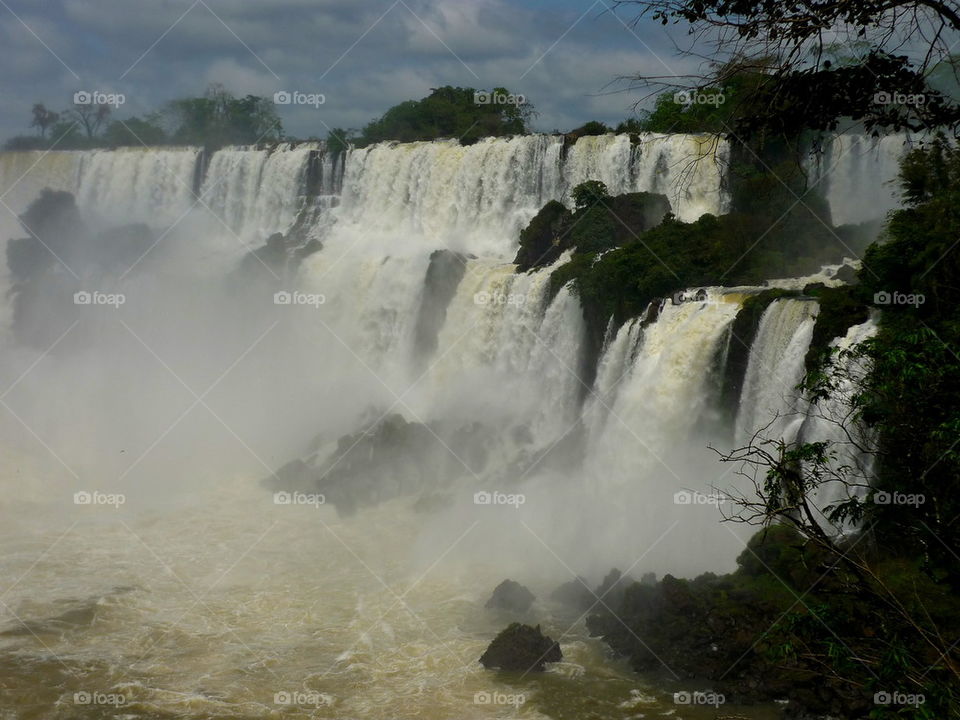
513,200 -> 569,271
595,568 -> 633,607
550,576 -> 594,612
412,249 -> 469,364
479,623 -> 562,672
485,580 -> 535,613
513,192 -> 672,273
262,413 -> 498,515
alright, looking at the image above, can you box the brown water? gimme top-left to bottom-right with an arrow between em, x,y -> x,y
0,479 -> 781,720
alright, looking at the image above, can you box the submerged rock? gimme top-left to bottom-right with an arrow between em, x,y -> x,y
479,623 -> 562,672
485,580 -> 535,613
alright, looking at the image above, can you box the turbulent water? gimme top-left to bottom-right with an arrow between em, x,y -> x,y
0,132 -> 883,719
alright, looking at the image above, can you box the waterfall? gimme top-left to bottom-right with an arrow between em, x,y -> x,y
200,143 -> 320,237
806,132 -> 913,226
332,133 -> 729,259
585,292 -> 742,487
735,298 -> 819,445
799,315 -> 880,519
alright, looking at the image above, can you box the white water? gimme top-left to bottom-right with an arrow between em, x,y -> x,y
736,298 -> 819,445
807,132 -> 913,226
799,315 -> 880,521
335,133 -> 728,258
0,132 -> 872,719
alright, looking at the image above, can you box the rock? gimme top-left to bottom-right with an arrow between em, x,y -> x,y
513,200 -> 569,271
832,263 -> 859,285
479,623 -> 562,672
262,413 -> 497,515
485,580 -> 535,613
595,568 -> 633,607
550,576 -> 594,611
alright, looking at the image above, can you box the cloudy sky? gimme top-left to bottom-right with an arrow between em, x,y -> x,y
0,0 -> 701,141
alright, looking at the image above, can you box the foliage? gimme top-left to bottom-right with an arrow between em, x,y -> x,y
5,85 -> 282,150
102,116 -> 167,146
615,0 -> 960,135
30,103 -> 59,138
358,86 -> 534,146
325,127 -> 354,157
571,180 -> 611,211
162,84 -> 282,147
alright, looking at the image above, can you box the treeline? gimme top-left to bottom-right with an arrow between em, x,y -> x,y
4,84 -> 284,151
5,80 -> 738,154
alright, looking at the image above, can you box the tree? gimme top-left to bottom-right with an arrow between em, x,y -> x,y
614,0 -> 960,135
359,86 -> 535,145
102,116 -> 167,146
66,103 -> 111,139
571,180 -> 611,211
30,103 -> 59,138
162,84 -> 282,147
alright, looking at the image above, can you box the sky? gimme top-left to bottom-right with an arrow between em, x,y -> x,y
0,0 -> 702,141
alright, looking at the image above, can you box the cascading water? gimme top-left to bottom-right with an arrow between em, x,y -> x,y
0,130 -> 875,719
333,133 -> 728,259
735,298 -> 819,445
806,132 -> 914,226
799,315 -> 880,520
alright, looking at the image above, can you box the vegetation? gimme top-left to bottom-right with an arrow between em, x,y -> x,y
356,86 -> 534,146
615,0 -> 960,136
3,84 -> 282,151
